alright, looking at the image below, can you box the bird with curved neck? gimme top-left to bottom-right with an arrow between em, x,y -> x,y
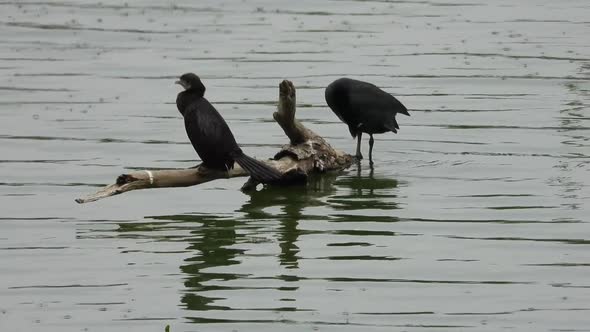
175,73 -> 281,183
325,77 -> 410,165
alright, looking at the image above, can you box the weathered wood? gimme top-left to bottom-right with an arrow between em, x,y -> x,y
76,80 -> 353,204
273,80 -> 317,144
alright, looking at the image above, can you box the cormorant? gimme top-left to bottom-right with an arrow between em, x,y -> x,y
175,73 -> 282,183
325,77 -> 410,165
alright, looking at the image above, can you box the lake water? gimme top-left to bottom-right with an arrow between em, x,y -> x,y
1,1 -> 589,331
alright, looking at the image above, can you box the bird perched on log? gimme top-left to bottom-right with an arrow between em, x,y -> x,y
175,73 -> 282,183
325,77 -> 410,165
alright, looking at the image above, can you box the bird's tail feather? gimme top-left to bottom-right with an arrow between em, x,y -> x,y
397,101 -> 410,116
234,153 -> 282,183
385,117 -> 399,133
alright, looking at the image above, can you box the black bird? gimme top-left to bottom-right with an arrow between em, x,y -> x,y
175,73 -> 282,183
325,78 -> 410,165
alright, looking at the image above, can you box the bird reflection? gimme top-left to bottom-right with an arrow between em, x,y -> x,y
355,158 -> 375,178
331,163 -> 400,212
179,214 -> 242,313
114,214 -> 243,314
239,172 -> 340,269
127,169 -> 401,317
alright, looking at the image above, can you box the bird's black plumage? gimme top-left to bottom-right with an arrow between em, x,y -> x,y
325,77 -> 410,164
175,73 -> 281,183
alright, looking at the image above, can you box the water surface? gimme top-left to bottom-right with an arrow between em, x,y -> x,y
1,0 -> 589,331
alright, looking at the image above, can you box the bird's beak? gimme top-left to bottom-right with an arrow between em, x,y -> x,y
176,80 -> 190,89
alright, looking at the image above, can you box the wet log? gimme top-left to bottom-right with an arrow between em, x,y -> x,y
76,80 -> 353,204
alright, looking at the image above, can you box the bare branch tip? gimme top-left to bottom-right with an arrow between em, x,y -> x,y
279,80 -> 295,98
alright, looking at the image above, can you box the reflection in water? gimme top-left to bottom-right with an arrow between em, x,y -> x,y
136,173 -> 342,319
117,214 -> 244,314
330,166 -> 400,212
180,215 -> 242,313
356,159 -> 374,178
138,169 -> 402,322
240,173 -> 340,269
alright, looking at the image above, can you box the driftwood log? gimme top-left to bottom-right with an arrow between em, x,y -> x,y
76,80 -> 353,204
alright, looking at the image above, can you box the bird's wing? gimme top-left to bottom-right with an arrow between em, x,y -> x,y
348,83 -> 403,134
183,99 -> 239,167
348,81 -> 409,116
358,107 -> 399,134
383,116 -> 399,133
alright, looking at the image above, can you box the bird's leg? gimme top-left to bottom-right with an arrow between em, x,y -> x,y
356,159 -> 362,177
355,133 -> 363,160
368,134 -> 374,166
